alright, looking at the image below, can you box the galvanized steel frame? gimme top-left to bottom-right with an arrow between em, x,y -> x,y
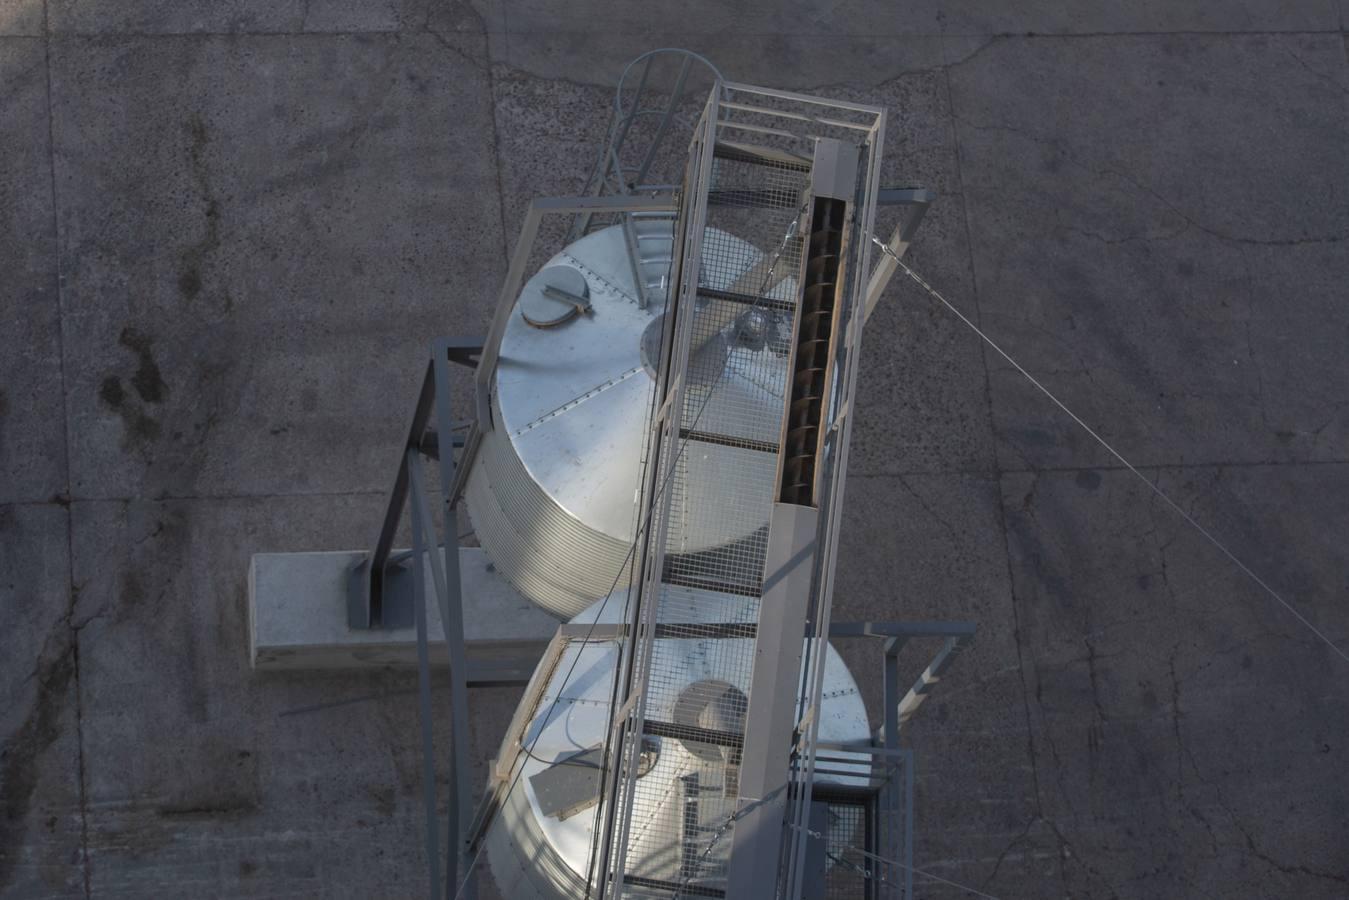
342,73 -> 945,900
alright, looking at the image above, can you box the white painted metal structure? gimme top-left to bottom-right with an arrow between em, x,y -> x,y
465,224 -> 795,618
485,593 -> 870,900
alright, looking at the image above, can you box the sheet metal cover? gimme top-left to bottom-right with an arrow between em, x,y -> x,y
492,224 -> 793,549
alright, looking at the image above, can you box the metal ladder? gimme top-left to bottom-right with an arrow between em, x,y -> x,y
622,210 -> 675,308
571,49 -> 721,309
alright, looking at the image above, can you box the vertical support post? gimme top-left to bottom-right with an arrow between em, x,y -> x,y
408,453 -> 443,900
430,342 -> 475,900
903,749 -> 914,900
883,638 -> 902,751
351,363 -> 436,629
384,341 -> 477,900
725,502 -> 820,899
883,638 -> 902,900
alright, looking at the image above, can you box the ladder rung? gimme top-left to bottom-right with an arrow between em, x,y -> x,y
644,719 -> 744,750
679,428 -> 778,454
624,875 -> 725,898
656,622 -> 757,639
707,188 -> 800,210
713,141 -> 812,173
661,567 -> 761,599
697,287 -> 794,313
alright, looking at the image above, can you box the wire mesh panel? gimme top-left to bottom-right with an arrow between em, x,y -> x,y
594,82 -> 886,900
821,799 -> 871,900
804,752 -> 910,900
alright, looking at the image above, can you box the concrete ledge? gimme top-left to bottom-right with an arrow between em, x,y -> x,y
249,548 -> 562,679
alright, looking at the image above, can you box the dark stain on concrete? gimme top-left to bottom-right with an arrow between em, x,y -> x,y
179,114 -> 221,304
1075,470 -> 1103,491
178,268 -> 203,300
118,569 -> 145,613
155,743 -> 260,820
118,328 -> 167,404
0,623 -> 75,892
99,329 -> 169,447
367,784 -> 397,817
98,374 -> 161,445
99,376 -> 123,408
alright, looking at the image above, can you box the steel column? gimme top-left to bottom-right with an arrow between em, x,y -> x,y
431,340 -> 475,899
725,502 -> 821,899
409,453 -> 444,900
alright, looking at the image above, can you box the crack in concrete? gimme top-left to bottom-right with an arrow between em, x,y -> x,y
895,474 -> 962,544
38,2 -> 90,894
0,616 -> 76,893
981,814 -> 1036,889
0,595 -> 98,897
1280,45 -> 1349,93
423,23 -> 489,75
1179,738 -> 1349,887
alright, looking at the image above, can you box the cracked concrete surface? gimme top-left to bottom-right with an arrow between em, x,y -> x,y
2,1 -> 1347,897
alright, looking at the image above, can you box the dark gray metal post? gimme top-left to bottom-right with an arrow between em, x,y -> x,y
354,338 -> 486,900
903,749 -> 914,900
350,362 -> 436,629
883,637 -> 902,899
405,451 -> 473,900
409,452 -> 444,900
431,342 -> 475,900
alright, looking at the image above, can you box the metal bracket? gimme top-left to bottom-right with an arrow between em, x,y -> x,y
865,187 -> 937,324
443,336 -> 485,368
824,619 -> 976,900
